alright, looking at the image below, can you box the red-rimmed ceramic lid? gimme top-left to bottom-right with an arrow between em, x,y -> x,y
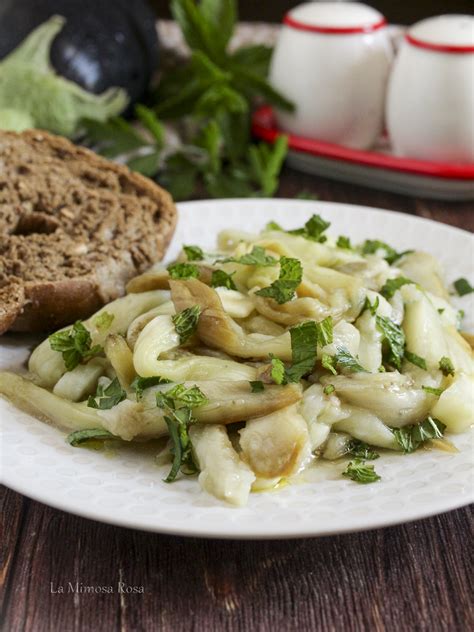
406,15 -> 474,53
283,2 -> 387,34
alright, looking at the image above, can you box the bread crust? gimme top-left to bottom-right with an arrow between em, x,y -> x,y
0,129 -> 177,334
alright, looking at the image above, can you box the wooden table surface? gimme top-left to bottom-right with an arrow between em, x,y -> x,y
1,168 -> 473,632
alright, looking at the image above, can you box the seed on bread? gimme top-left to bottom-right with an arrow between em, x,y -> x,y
0,129 -> 177,334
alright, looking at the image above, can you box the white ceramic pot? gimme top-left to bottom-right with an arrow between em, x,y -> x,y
387,15 -> 474,164
270,2 -> 393,149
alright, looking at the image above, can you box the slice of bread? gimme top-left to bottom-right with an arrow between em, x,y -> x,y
0,129 -> 177,333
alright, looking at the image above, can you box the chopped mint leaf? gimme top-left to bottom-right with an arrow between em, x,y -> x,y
156,383 -> 209,482
87,377 -> 126,410
333,347 -> 367,373
336,236 -> 351,249
323,384 -> 335,395
322,353 -> 337,375
380,277 -> 413,299
285,321 -> 319,383
222,246 -> 278,267
256,256 -> 302,304
157,384 -> 209,410
362,240 -> 411,265
172,305 -> 201,344
183,245 -> 205,261
453,278 -> 474,296
391,417 -> 446,453
210,269 -> 237,290
270,356 -> 286,385
94,311 -> 115,332
348,440 -> 379,461
422,385 -> 444,397
265,220 -> 283,231
288,213 -> 330,243
439,356 -> 455,377
343,459 -> 380,484
67,428 -> 115,447
249,380 -> 264,393
405,350 -> 427,370
316,316 -> 334,347
130,375 -> 172,400
362,296 -> 380,317
168,262 -> 200,279
376,315 -> 405,370
49,321 -> 103,371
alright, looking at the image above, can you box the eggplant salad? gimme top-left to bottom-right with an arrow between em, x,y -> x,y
1,214 -> 473,506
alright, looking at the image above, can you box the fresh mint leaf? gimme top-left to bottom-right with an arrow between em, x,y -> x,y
49,321 -> 102,371
156,382 -> 209,482
348,441 -> 380,461
157,384 -> 209,410
391,417 -> 446,453
135,104 -> 165,146
380,276 -> 413,299
376,315 -> 405,370
210,270 -> 237,290
127,151 -> 161,177
87,378 -> 126,410
316,316 -> 334,347
323,384 -> 335,395
265,220 -> 283,231
439,356 -> 455,377
223,246 -> 278,267
256,256 -> 302,304
322,353 -> 337,375
336,236 -> 351,249
333,347 -> 367,373
229,44 -> 273,77
172,306 -> 201,344
405,350 -> 427,370
249,380 -> 265,393
285,321 -> 319,383
67,428 -> 115,447
168,262 -> 200,280
131,375 -> 172,400
422,385 -> 444,397
245,136 -> 289,196
362,240 -> 411,265
343,459 -> 380,484
453,278 -> 474,296
289,214 -> 330,243
183,245 -> 205,261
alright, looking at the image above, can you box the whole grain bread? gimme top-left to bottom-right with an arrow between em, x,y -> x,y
0,129 -> 177,333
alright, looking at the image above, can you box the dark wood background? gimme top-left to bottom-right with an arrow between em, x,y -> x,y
1,167 -> 473,631
149,0 -> 474,24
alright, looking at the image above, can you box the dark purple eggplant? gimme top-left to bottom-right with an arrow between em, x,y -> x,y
0,0 -> 159,107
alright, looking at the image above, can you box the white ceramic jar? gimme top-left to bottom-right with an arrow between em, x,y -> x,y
270,2 -> 393,149
387,15 -> 474,164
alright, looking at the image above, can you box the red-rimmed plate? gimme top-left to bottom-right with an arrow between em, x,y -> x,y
252,106 -> 474,200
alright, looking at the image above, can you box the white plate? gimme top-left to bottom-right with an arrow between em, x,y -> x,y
1,199 -> 473,539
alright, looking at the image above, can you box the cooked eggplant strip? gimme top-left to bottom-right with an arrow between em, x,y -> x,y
170,279 -> 292,360
239,404 -> 312,479
190,424 -> 256,506
104,335 -> 135,389
320,372 -> 434,427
